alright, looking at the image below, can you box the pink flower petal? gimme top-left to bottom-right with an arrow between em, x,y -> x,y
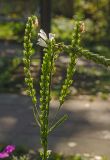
4,145 -> 15,153
0,152 -> 9,158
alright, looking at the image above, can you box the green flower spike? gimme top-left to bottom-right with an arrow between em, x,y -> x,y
59,21 -> 82,107
23,16 -> 40,126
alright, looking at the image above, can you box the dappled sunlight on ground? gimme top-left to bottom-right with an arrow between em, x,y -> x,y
0,94 -> 110,158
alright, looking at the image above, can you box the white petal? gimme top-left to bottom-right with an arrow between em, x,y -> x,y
37,41 -> 47,47
39,29 -> 48,40
38,33 -> 47,41
37,38 -> 47,47
49,33 -> 55,41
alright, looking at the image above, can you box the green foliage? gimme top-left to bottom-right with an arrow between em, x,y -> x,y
52,17 -> 74,44
0,24 -> 14,40
0,0 -> 38,17
52,0 -> 73,17
8,153 -> 110,160
77,47 -> 110,67
91,45 -> 110,59
0,57 -> 21,91
12,155 -> 29,160
74,0 -> 110,42
52,0 -> 110,44
23,15 -> 110,160
0,144 -> 108,160
1,0 -> 110,46
11,22 -> 25,41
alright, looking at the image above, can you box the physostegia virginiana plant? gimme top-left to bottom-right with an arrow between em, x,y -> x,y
23,16 -> 110,160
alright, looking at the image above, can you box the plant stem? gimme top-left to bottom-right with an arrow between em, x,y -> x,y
43,140 -> 47,160
40,43 -> 55,160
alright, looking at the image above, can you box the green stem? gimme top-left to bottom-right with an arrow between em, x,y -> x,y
77,47 -> 110,67
45,47 -> 55,159
43,141 -> 47,160
40,43 -> 55,160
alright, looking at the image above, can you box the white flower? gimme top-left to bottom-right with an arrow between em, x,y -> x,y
38,29 -> 48,41
49,33 -> 55,41
37,29 -> 55,47
37,38 -> 47,47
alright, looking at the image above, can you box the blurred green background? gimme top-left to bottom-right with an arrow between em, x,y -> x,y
0,0 -> 110,98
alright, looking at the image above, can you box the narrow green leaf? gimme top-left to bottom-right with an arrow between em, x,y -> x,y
48,114 -> 68,134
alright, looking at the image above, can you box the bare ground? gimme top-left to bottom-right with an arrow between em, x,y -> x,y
0,94 -> 110,158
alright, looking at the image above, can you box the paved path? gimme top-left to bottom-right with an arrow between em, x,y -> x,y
0,94 -> 110,158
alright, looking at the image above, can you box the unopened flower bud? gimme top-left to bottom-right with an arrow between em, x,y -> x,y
34,18 -> 38,27
80,22 -> 85,33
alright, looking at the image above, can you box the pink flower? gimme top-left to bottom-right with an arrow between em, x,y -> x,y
0,145 -> 15,159
0,152 -> 9,159
4,145 -> 15,154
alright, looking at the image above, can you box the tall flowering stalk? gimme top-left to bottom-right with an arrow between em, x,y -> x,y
23,15 -> 110,160
59,21 -> 81,106
39,31 -> 56,160
23,16 -> 40,126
